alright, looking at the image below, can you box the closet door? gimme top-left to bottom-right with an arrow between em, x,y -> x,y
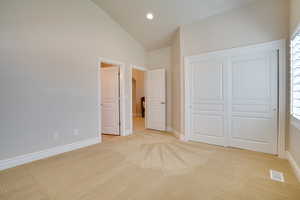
187,57 -> 228,147
228,50 -> 278,154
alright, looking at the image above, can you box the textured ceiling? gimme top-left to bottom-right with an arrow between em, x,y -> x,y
92,0 -> 257,51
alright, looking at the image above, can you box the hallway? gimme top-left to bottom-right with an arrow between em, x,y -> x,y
133,117 -> 145,132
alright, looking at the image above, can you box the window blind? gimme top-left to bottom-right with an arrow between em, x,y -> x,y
291,33 -> 300,119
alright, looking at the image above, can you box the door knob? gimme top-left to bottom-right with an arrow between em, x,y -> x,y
161,102 -> 165,104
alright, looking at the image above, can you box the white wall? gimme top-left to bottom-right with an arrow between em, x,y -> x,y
181,0 -> 289,56
146,47 -> 172,130
171,30 -> 182,136
289,0 -> 300,168
174,0 -> 289,136
0,0 -> 145,160
290,0 -> 300,35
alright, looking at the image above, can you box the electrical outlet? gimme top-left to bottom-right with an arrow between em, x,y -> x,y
73,129 -> 79,136
53,132 -> 59,140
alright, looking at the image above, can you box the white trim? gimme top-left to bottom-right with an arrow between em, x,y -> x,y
184,39 -> 286,157
167,126 -> 173,132
129,65 -> 133,136
0,137 -> 100,171
147,65 -> 166,70
185,40 -> 285,60
286,151 -> 300,182
291,116 -> 300,130
145,70 -> 149,129
132,65 -> 147,71
98,58 -> 126,137
184,56 -> 191,142
291,22 -> 300,39
277,40 -> 287,158
173,129 -> 180,138
125,129 -> 131,136
172,129 -> 187,142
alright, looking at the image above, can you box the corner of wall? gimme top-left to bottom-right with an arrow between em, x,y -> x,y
286,151 -> 300,182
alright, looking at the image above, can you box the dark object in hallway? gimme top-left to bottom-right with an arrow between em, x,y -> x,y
141,97 -> 145,118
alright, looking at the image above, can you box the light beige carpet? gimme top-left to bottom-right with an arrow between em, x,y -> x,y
1,123 -> 300,199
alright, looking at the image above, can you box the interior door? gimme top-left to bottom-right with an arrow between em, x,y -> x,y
187,57 -> 228,146
101,67 -> 120,135
146,69 -> 166,131
229,50 -> 278,154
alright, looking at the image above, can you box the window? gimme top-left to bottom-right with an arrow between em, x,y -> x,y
291,29 -> 300,119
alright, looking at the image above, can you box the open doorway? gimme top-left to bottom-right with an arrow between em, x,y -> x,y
132,68 -> 145,132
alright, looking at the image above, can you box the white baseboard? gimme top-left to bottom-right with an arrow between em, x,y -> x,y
125,129 -> 133,136
166,127 -> 184,140
166,126 -> 173,132
286,151 -> 300,182
173,129 -> 180,138
172,129 -> 187,141
180,134 -> 188,142
0,137 -> 100,171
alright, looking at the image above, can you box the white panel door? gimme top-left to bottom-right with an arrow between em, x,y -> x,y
187,57 -> 228,146
146,69 -> 166,131
101,67 -> 120,135
229,50 -> 278,154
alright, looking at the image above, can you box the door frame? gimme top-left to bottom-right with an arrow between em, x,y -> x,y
129,65 -> 147,134
184,39 -> 286,158
98,58 -> 126,139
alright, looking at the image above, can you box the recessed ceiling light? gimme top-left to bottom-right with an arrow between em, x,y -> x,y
146,13 -> 154,20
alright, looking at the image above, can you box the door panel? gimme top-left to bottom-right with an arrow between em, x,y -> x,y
232,56 -> 270,100
188,58 -> 228,146
193,115 -> 224,137
229,50 -> 278,154
192,60 -> 224,101
146,69 -> 166,131
101,67 -> 120,135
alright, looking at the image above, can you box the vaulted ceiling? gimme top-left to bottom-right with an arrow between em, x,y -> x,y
92,0 -> 258,51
